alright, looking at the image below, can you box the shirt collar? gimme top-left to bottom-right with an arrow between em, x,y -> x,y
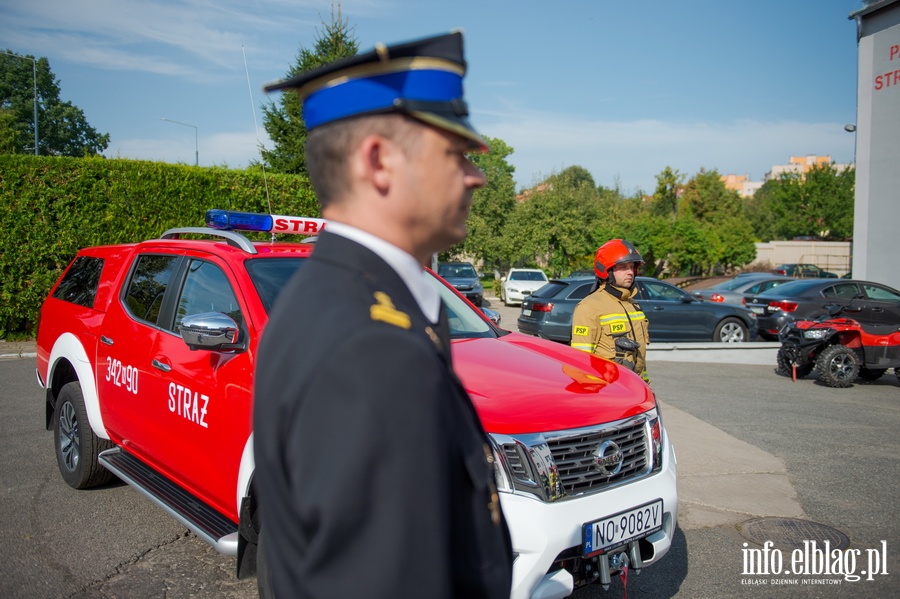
325,222 -> 441,322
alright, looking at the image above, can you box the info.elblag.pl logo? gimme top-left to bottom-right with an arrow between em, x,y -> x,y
741,540 -> 889,585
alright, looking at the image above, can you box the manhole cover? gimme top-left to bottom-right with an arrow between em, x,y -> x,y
739,517 -> 850,552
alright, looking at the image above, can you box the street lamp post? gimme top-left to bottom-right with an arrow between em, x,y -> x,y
1,51 -> 39,155
160,117 -> 199,166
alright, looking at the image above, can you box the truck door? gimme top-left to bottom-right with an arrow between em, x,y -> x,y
96,253 -> 182,450
142,256 -> 253,520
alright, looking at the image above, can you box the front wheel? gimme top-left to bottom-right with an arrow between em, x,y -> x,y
714,317 -> 748,343
777,347 -> 813,379
814,345 -> 859,388
54,382 -> 114,489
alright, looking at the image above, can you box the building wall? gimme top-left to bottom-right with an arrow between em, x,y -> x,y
850,0 -> 900,291
750,240 -> 852,276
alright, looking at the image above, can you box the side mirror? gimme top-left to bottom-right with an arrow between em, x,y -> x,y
179,312 -> 243,351
480,307 -> 501,325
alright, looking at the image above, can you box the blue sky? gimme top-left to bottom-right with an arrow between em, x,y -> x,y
1,0 -> 864,194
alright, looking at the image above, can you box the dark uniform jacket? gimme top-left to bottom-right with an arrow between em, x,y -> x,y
254,231 -> 513,599
570,281 -> 650,381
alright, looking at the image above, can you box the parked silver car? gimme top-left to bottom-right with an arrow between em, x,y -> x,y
691,274 -> 794,306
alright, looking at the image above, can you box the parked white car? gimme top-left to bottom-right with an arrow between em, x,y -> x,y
500,268 -> 549,306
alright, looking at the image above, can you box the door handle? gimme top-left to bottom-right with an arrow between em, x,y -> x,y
100,336 -> 113,346
152,359 -> 171,373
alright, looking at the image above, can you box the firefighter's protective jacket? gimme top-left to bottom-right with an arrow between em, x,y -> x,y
570,281 -> 650,382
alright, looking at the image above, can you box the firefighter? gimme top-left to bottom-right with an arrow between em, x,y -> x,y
570,239 -> 651,383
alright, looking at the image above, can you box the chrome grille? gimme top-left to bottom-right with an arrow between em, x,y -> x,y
548,420 -> 648,495
492,412 -> 657,502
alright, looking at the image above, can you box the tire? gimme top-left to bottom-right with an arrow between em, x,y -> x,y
814,345 -> 860,388
713,317 -> 748,343
53,382 -> 114,489
256,528 -> 273,599
858,368 -> 887,382
777,347 -> 813,379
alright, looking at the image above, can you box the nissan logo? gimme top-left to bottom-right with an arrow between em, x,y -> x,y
594,440 -> 624,476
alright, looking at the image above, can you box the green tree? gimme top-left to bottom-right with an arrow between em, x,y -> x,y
502,167 -> 607,277
747,164 -> 854,241
446,136 -> 517,274
650,166 -> 682,221
0,109 -> 18,154
259,4 -> 358,174
0,50 -> 109,156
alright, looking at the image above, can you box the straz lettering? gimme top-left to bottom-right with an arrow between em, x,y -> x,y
105,357 -> 139,394
167,383 -> 209,428
272,216 -> 327,234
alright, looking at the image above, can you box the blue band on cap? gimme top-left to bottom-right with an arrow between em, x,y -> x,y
303,69 -> 464,129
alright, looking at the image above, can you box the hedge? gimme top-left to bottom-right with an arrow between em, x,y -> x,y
0,155 -> 319,338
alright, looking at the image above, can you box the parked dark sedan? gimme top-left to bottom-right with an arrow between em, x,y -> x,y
518,276 -> 758,343
744,278 -> 900,340
437,261 -> 483,306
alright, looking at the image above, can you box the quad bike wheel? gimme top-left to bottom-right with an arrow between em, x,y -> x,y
777,347 -> 813,379
858,368 -> 887,382
814,345 -> 860,388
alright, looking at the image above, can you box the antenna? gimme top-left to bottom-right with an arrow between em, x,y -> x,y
242,45 -> 274,239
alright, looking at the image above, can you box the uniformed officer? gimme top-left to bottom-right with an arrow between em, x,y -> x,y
253,32 -> 513,599
570,239 -> 651,383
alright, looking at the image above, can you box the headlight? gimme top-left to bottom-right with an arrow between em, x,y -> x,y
487,436 -> 513,492
802,328 -> 830,340
646,408 -> 663,473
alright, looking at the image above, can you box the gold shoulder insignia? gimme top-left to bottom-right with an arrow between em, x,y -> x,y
370,291 -> 411,329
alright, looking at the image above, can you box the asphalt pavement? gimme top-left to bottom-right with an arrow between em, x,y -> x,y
2,309 -> 898,599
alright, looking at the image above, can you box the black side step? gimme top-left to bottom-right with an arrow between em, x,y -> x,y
99,448 -> 239,555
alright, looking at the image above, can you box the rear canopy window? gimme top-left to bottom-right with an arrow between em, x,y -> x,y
52,256 -> 104,308
124,255 -> 180,325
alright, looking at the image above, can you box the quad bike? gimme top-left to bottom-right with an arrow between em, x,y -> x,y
777,304 -> 900,388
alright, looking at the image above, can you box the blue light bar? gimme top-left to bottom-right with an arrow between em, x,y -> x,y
206,210 -> 273,232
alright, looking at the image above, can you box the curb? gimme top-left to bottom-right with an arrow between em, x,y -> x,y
648,342 -> 781,365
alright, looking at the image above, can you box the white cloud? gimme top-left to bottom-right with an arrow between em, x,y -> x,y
476,108 -> 857,193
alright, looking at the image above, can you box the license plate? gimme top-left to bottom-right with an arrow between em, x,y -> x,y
582,499 -> 663,556
523,309 -> 532,316
749,305 -> 765,314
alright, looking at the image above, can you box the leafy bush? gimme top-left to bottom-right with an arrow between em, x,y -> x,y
0,155 -> 318,338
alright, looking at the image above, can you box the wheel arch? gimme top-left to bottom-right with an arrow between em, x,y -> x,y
47,333 -> 108,439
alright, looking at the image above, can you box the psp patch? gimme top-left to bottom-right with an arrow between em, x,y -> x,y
573,325 -> 590,336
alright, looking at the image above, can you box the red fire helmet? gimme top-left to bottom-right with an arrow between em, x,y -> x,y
594,239 -> 643,279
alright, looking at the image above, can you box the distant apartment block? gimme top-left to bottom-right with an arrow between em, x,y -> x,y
720,174 -> 763,198
721,155 -> 852,198
764,155 -> 852,181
